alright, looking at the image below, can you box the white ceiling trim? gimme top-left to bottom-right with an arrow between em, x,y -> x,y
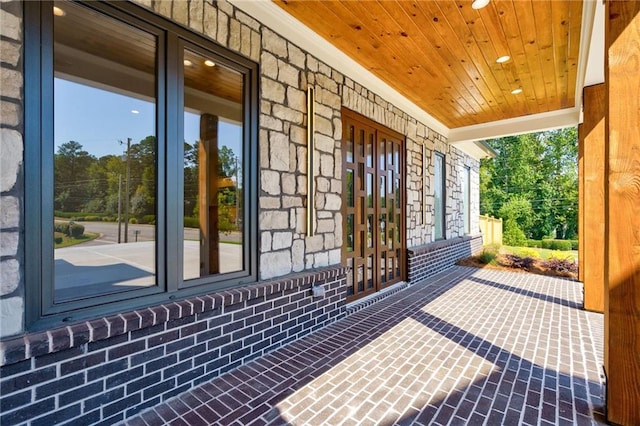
448,107 -> 581,143
229,0 -> 450,137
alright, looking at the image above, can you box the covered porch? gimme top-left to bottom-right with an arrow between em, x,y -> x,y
123,266 -> 604,425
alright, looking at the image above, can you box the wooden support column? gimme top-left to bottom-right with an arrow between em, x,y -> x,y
605,1 -> 640,424
578,121 -> 584,283
199,114 -> 220,276
581,84 -> 606,313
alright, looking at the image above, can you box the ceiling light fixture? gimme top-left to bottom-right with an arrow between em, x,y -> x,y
511,88 -> 523,95
471,0 -> 490,10
496,55 -> 510,64
204,60 -> 216,67
53,6 -> 66,16
183,59 -> 193,67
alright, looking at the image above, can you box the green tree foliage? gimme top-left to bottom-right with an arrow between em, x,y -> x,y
480,127 -> 578,241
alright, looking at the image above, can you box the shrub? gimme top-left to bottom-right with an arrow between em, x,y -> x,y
570,240 -> 578,250
83,215 -> 102,222
501,254 -> 535,270
141,215 -> 156,225
541,239 -> 553,249
73,216 -> 85,221
543,258 -> 578,274
526,239 -> 542,248
129,218 -> 138,224
68,223 -> 85,238
517,248 -> 540,259
184,216 -> 199,228
541,239 -> 572,251
54,221 -> 70,235
503,218 -> 527,246
478,244 -> 500,264
54,232 -> 64,244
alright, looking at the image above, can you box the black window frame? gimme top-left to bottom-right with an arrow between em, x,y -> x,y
433,151 -> 446,240
24,0 -> 259,331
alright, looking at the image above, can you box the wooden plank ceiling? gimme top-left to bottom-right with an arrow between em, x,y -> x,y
273,0 -> 583,129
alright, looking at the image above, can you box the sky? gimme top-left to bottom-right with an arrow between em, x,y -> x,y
54,78 -> 242,159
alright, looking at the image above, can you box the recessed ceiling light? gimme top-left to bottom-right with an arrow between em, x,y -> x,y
511,88 -> 523,95
53,6 -> 66,16
204,60 -> 216,67
131,110 -> 140,114
496,55 -> 510,64
472,0 -> 490,10
183,59 -> 193,67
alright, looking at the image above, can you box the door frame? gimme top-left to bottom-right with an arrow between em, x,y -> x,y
341,108 -> 406,303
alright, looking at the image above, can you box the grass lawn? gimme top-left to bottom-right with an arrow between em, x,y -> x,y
501,245 -> 578,261
55,232 -> 99,249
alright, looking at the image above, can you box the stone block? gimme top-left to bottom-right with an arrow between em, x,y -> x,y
260,129 -> 270,168
305,234 -> 324,253
277,60 -> 299,87
235,10 -> 260,31
262,78 -> 285,103
314,116 -> 333,137
229,19 -> 241,52
0,40 -> 20,67
313,251 -> 329,268
259,210 -> 289,230
320,154 -> 334,178
250,30 -> 260,62
287,43 -> 305,69
203,3 -> 217,40
316,219 -> 334,233
0,296 -> 23,338
262,28 -> 287,58
0,231 -> 18,257
0,67 -> 22,100
260,114 -> 283,131
291,239 -> 304,272
0,129 -> 22,192
260,196 -> 281,209
281,173 -> 296,195
272,104 -> 303,125
0,196 -> 19,228
0,100 -> 19,127
315,134 -> 334,154
296,175 -> 307,196
260,250 -> 291,280
269,131 -> 289,171
328,248 -> 341,266
261,170 -> 280,195
261,231 -> 271,253
324,194 -> 341,211
282,196 -> 302,208
189,0 -> 204,33
272,232 -> 293,250
0,259 -> 19,296
0,8 -> 20,41
217,10 -> 229,46
240,24 -> 252,57
286,87 -> 306,112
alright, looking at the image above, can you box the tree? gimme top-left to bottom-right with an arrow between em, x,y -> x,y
54,141 -> 97,212
480,128 -> 578,242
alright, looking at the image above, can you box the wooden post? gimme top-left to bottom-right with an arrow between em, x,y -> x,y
581,84 -> 605,313
605,1 -> 640,423
578,124 -> 584,283
199,114 -> 220,276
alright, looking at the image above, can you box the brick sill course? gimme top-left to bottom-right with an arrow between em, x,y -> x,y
407,234 -> 483,257
0,266 -> 349,367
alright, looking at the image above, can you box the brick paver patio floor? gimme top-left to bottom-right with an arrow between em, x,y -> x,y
124,266 -> 605,426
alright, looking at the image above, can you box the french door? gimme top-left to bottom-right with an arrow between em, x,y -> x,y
342,109 -> 405,302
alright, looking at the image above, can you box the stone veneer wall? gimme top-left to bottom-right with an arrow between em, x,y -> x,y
407,235 -> 484,284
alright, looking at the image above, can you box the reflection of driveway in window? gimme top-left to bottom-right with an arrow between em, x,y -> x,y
54,241 -> 242,301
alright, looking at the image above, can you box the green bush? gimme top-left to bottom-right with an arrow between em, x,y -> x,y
54,221 -> 70,235
140,215 -> 156,225
478,244 -> 500,264
503,218 -> 527,246
68,223 -> 85,238
73,216 -> 85,221
526,239 -> 542,248
570,240 -> 578,250
83,215 -> 102,222
184,217 -> 199,228
54,232 -> 64,244
129,218 -> 138,224
542,239 -> 572,251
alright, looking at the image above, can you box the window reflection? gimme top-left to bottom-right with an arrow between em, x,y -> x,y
53,0 -> 157,302
183,48 -> 244,280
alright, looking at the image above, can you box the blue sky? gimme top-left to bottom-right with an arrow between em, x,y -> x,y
54,78 -> 242,159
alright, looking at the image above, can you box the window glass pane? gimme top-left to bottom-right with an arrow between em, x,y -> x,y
183,48 -> 244,280
434,153 -> 444,239
53,1 -> 157,302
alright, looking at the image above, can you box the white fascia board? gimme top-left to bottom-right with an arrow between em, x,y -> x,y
448,107 -> 581,144
228,0 -> 450,137
450,140 -> 497,160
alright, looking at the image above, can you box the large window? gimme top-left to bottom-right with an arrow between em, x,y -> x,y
434,152 -> 445,240
462,166 -> 471,234
25,1 -> 258,329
